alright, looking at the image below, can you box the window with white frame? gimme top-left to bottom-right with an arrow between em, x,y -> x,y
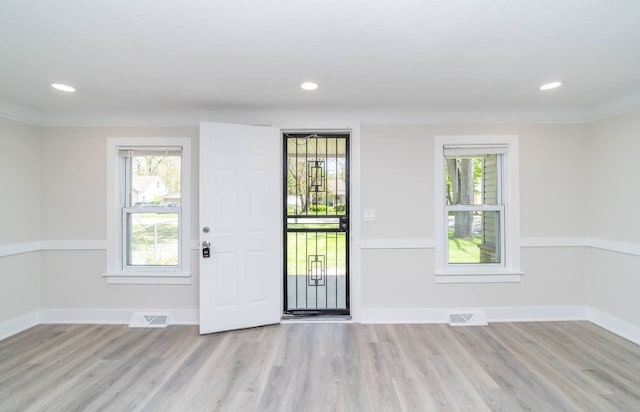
434,135 -> 521,283
106,137 -> 191,284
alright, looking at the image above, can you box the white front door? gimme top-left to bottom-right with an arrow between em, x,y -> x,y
199,121 -> 281,334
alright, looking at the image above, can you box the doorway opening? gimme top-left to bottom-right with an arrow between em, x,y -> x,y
283,132 -> 350,317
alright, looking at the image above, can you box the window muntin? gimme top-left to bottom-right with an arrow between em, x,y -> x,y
445,153 -> 505,266
120,149 -> 182,271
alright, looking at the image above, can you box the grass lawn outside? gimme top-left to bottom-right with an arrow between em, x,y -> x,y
286,232 -> 347,274
130,213 -> 179,265
448,229 -> 481,263
287,205 -> 345,215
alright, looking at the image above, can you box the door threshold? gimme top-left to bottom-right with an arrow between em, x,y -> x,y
281,314 -> 352,323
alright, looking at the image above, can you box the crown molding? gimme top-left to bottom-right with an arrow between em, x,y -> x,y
0,98 -> 638,128
0,100 -> 41,125
14,108 -> 589,128
586,90 -> 640,123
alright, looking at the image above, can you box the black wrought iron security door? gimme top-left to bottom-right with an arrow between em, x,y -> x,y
283,133 -> 349,315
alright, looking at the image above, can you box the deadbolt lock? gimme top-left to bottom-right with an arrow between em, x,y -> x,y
202,240 -> 211,258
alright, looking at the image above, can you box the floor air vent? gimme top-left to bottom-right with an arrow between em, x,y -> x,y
129,312 -> 170,328
448,311 -> 487,326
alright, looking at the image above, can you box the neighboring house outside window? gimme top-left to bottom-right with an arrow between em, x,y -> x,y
434,135 -> 521,283
132,175 -> 168,204
106,137 -> 192,285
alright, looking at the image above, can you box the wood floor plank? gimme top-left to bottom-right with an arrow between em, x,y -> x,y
1,321 -> 639,412
142,332 -> 226,412
1,325 -> 129,411
425,324 -> 500,390
449,326 -> 579,411
485,323 -> 613,411
23,327 -> 158,412
554,322 -> 640,385
0,325 -> 76,371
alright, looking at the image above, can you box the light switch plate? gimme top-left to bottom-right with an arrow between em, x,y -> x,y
363,208 -> 376,222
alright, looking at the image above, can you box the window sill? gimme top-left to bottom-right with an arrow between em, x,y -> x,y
103,272 -> 192,285
434,271 -> 522,284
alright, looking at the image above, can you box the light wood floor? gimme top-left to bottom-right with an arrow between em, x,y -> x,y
1,321 -> 640,411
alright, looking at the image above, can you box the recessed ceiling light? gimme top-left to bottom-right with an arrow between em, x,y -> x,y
539,81 -> 562,91
300,82 -> 318,91
51,83 -> 76,93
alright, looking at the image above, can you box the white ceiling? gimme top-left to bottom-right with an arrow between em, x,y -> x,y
1,0 -> 640,125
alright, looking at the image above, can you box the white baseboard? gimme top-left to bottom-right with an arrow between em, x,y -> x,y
362,305 -> 589,324
588,307 -> 640,346
0,310 -> 39,341
39,308 -> 199,326
485,305 -> 588,322
361,308 -> 448,324
2,306 -> 638,348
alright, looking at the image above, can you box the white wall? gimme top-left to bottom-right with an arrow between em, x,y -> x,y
17,121 -> 592,320
0,118 -> 41,323
3,112 -> 638,333
360,123 -> 588,310
586,109 -> 640,327
39,127 -> 200,313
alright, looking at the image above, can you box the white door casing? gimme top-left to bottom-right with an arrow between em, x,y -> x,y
199,122 -> 281,334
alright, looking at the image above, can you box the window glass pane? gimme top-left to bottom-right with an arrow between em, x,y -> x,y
127,212 -> 179,266
129,155 -> 181,207
448,211 -> 500,264
445,155 -> 498,205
